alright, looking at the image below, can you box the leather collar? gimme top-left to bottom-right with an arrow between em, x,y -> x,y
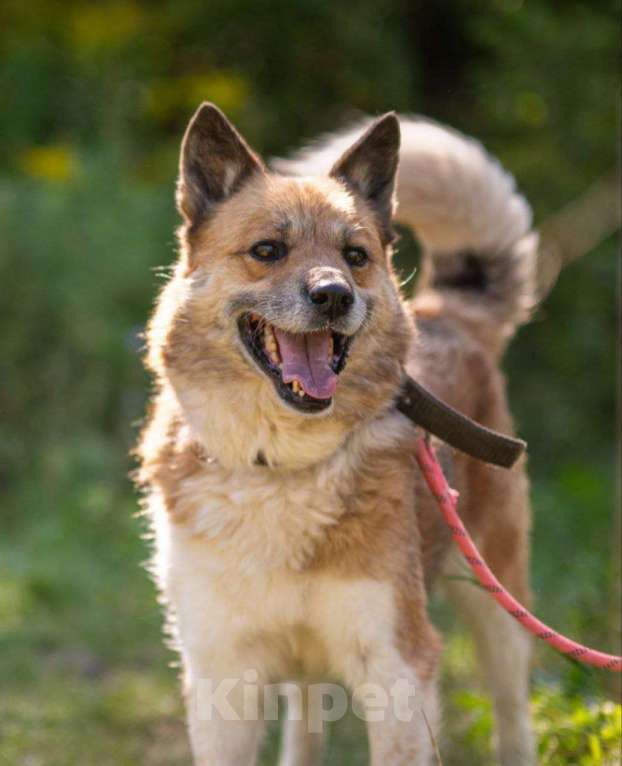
396,374 -> 526,469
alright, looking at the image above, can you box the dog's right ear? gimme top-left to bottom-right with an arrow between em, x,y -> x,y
177,103 -> 265,226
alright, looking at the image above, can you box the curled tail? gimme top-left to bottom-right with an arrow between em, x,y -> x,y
274,116 -> 538,358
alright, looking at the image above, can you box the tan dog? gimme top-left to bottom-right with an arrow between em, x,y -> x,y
136,103 -> 538,765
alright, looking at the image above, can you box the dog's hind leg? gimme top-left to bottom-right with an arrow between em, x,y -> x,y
443,467 -> 536,766
277,683 -> 325,766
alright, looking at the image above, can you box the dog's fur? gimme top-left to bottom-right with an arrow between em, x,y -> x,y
136,104 -> 539,765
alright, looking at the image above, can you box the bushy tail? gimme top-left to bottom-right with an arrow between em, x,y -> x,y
274,116 -> 538,358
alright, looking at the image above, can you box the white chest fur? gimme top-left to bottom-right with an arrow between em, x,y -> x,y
154,410 -> 412,574
171,455 -> 347,573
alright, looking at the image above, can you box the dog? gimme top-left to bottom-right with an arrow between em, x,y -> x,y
136,102 -> 538,765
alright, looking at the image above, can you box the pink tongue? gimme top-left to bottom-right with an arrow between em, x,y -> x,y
273,329 -> 337,400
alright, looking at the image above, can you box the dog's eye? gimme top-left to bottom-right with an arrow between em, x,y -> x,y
343,246 -> 369,268
250,240 -> 287,262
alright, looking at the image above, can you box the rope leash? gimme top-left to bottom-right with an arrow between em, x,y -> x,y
414,434 -> 622,672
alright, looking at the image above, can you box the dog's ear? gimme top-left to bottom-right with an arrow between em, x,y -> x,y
177,102 -> 265,226
329,113 -> 400,244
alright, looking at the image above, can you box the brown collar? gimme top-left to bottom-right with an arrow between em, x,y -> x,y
396,374 -> 526,469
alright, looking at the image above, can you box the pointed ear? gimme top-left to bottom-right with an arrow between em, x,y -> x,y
329,113 -> 400,244
176,102 -> 265,226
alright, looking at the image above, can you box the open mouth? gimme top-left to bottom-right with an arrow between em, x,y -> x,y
238,313 -> 352,413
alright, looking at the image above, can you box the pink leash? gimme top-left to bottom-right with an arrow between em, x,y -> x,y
414,434 -> 622,672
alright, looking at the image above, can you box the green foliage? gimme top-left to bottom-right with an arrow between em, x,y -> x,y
445,685 -> 622,766
0,1 -> 619,763
533,688 -> 621,765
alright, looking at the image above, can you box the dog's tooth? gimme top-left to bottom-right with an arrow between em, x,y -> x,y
263,324 -> 278,360
298,388 -> 305,398
292,380 -> 299,393
265,326 -> 281,364
327,337 -> 334,360
265,326 -> 276,349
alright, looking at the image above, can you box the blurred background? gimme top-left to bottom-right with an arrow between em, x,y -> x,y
1,1 -> 620,763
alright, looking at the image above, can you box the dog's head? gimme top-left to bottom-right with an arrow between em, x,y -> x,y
149,103 -> 413,468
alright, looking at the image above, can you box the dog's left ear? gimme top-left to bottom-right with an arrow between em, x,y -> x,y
329,113 -> 400,244
177,102 -> 265,226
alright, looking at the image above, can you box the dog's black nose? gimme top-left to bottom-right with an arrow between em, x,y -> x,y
308,280 -> 354,320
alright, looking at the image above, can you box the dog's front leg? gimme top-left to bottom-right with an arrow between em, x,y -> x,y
316,576 -> 442,766
354,653 -> 440,766
182,653 -> 266,766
